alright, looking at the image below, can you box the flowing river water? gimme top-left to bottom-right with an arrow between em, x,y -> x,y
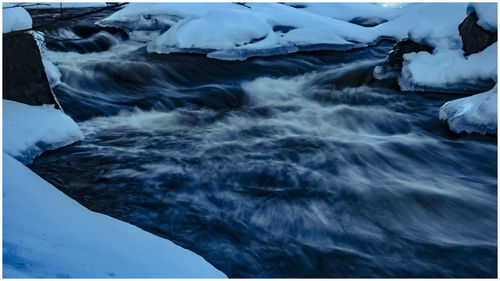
27,7 -> 497,278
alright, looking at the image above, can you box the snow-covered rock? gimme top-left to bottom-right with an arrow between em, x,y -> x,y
439,84 -> 497,134
3,154 -> 227,278
3,100 -> 83,164
399,43 -> 497,92
2,5 -> 32,33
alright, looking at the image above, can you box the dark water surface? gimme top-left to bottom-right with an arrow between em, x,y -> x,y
28,8 -> 497,278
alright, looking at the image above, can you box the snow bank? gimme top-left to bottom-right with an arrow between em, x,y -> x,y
3,154 -> 227,278
145,3 -> 375,59
2,5 -> 32,33
154,9 -> 274,50
467,3 -> 497,31
101,3 -> 475,60
399,43 -> 497,91
439,84 -> 497,134
3,100 -> 83,164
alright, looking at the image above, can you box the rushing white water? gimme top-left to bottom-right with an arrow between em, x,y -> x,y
27,8 -> 497,278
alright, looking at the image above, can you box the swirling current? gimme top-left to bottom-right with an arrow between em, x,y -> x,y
28,8 -> 497,278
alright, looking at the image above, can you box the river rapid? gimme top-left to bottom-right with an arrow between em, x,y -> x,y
28,7 -> 497,278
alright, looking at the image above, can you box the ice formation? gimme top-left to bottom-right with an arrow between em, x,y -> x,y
439,85 -> 497,135
399,43 -> 497,91
3,100 -> 84,164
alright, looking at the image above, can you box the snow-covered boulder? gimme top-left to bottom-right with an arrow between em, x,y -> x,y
398,43 -> 497,92
439,84 -> 497,134
3,100 -> 84,164
2,5 -> 32,33
3,154 -> 227,278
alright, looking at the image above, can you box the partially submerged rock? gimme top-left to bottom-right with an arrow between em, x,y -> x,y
373,39 -> 433,82
385,39 -> 434,69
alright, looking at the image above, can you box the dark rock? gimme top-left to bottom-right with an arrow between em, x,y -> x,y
459,11 -> 497,56
385,39 -> 433,69
3,32 -> 59,108
348,16 -> 388,27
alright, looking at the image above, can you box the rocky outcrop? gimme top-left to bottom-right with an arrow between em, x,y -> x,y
459,11 -> 497,56
3,32 -> 60,108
